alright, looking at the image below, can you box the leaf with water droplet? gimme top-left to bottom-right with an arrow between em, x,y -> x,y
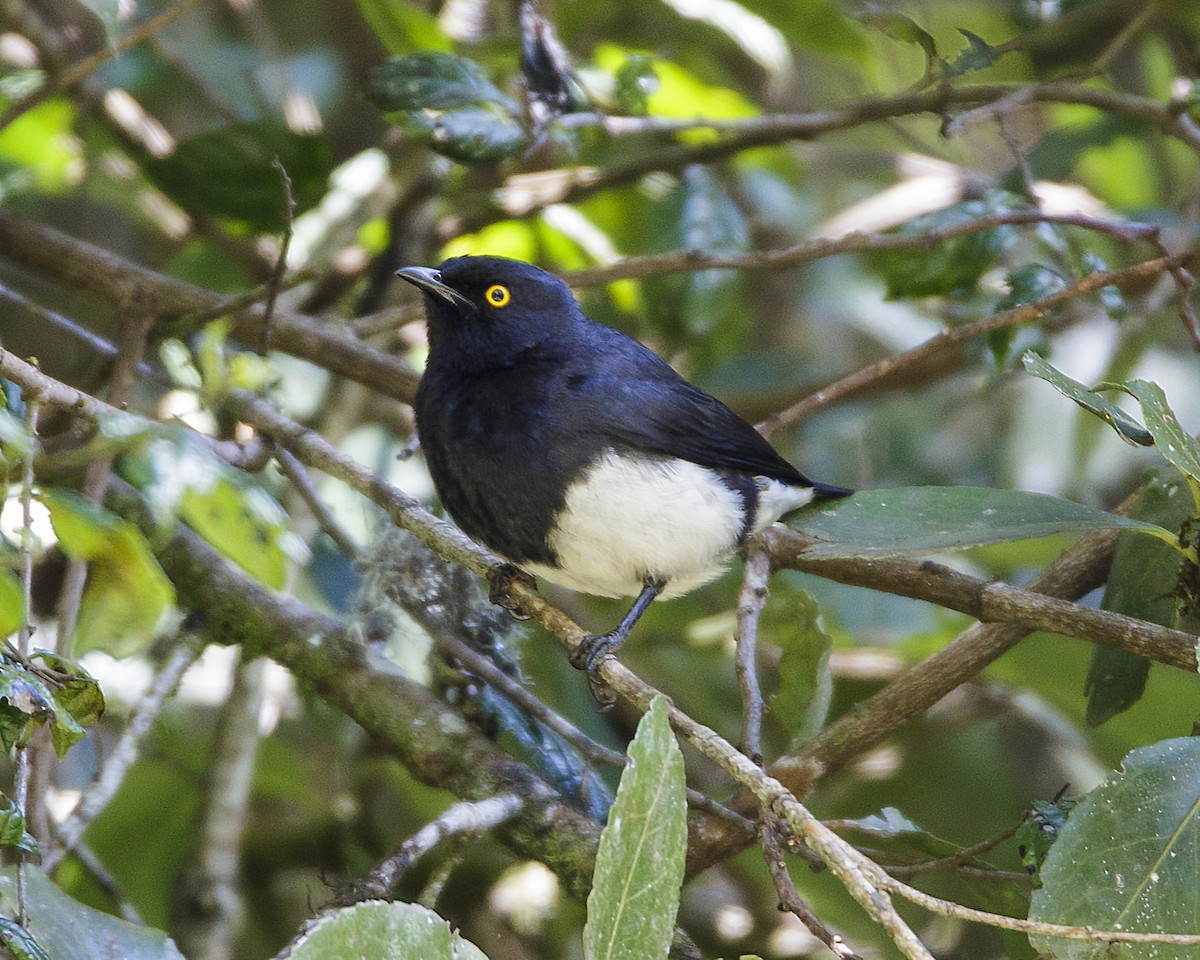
1022,352 -> 1153,447
1116,380 -> 1200,489
1030,737 -> 1200,958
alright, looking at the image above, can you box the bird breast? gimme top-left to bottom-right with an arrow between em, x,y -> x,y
522,448 -> 752,600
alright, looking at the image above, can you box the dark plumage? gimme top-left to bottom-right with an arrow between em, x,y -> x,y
397,255 -> 848,688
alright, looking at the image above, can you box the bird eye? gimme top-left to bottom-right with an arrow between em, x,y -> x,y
484,284 -> 511,308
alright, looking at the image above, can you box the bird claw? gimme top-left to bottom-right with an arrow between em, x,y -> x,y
487,564 -> 536,621
569,633 -> 620,709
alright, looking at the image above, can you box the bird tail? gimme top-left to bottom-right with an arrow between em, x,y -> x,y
810,480 -> 853,499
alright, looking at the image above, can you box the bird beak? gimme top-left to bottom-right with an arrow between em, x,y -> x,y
395,266 -> 476,313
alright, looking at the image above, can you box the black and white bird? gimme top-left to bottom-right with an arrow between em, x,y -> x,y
397,256 -> 849,684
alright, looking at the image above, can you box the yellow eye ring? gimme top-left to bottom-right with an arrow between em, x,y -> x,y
484,284 -> 511,308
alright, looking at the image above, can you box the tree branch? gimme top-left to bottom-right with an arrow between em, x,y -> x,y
0,210 -> 421,402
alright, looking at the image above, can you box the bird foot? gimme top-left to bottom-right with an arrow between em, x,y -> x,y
569,632 -> 622,709
487,564 -> 537,621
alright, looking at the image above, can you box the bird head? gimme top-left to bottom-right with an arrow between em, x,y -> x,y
396,256 -> 582,362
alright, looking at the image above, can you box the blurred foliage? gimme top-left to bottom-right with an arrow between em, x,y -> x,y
0,0 -> 1199,958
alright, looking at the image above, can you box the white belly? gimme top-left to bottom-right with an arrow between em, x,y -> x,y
522,449 -> 813,600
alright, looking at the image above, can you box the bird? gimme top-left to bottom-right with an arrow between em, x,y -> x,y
396,255 -> 849,694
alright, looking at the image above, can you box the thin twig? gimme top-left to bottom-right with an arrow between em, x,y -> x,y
57,292 -> 154,649
178,657 -> 270,960
338,794 -> 525,904
735,541 -> 771,764
14,392 -> 40,925
0,0 -> 210,133
260,160 -> 295,357
274,446 -> 361,560
473,81 -> 1200,227
767,533 -> 1200,672
1088,0 -> 1160,76
758,252 -> 1186,436
760,819 -> 863,960
434,631 -> 624,771
565,209 -> 1162,287
0,211 -> 423,403
828,816 -> 1024,879
65,841 -> 143,924
45,636 -> 203,871
878,868 -> 1200,945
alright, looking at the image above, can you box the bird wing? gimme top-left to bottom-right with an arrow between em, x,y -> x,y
573,328 -> 817,487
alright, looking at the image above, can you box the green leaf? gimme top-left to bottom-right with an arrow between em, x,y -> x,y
181,483 -> 290,590
33,652 -> 105,731
1023,351 -> 1154,446
613,55 -> 658,116
1118,379 -> 1200,487
370,52 -> 512,112
145,123 -> 334,232
42,490 -> 174,658
354,0 -> 451,54
0,662 -> 85,758
585,696 -> 686,960
643,165 -> 749,357
123,431 -> 296,590
764,591 -> 833,747
370,53 -> 526,163
1030,737 -> 1200,958
0,916 -> 51,960
0,575 -> 24,639
288,901 -> 488,959
77,0 -> 119,50
0,868 -> 186,960
867,200 -> 1010,299
0,797 -> 40,857
839,807 -> 961,861
857,12 -> 938,70
792,486 -> 1181,559
947,29 -> 999,75
1087,471 -> 1192,725
421,103 -> 528,163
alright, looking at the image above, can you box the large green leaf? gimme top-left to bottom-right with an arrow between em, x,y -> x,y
866,200 -> 1011,299
585,696 -> 686,960
764,591 -> 833,748
145,123 -> 334,231
370,52 -> 526,163
642,165 -> 749,359
1030,738 -> 1200,958
122,431 -> 296,590
1118,379 -> 1200,488
370,52 -> 512,113
792,486 -> 1179,559
1023,352 -> 1153,447
288,901 -> 489,959
1087,471 -> 1191,725
0,868 -> 185,960
42,490 -> 174,658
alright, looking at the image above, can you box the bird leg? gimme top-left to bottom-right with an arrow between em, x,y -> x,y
570,577 -> 665,704
487,563 -> 537,621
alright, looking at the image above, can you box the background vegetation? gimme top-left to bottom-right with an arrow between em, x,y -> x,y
0,0 -> 1199,958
